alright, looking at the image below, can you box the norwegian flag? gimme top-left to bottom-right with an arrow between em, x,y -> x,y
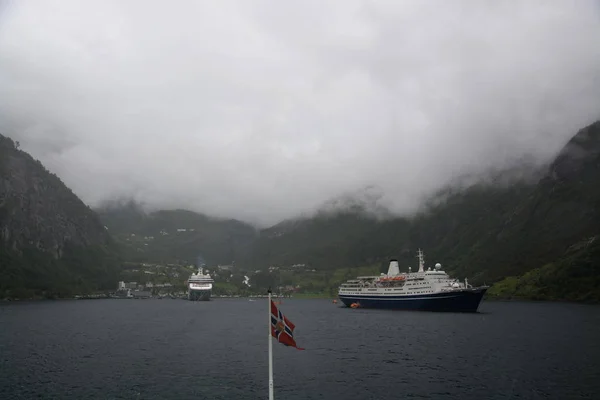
270,300 -> 304,350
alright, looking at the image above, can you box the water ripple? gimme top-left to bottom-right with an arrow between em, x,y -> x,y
0,299 -> 599,399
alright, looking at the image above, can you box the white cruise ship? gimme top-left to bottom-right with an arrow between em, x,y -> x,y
187,267 -> 214,301
338,249 -> 489,312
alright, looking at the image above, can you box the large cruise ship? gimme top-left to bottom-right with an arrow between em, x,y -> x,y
187,267 -> 214,301
338,250 -> 489,312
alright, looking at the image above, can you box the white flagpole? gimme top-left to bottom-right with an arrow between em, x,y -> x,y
268,288 -> 274,400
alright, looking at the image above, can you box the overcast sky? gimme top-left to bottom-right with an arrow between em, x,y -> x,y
1,0 -> 599,226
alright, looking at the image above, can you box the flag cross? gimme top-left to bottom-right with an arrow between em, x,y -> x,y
267,289 -> 304,400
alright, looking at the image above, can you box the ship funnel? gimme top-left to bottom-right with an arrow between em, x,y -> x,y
417,249 -> 425,273
387,259 -> 400,276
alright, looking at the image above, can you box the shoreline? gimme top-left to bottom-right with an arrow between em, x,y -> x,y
3,293 -> 598,305
484,294 -> 600,305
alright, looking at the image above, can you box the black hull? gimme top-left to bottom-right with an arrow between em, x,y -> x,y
339,288 -> 488,313
188,289 -> 211,301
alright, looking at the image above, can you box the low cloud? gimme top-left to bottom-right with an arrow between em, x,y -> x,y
1,0 -> 599,226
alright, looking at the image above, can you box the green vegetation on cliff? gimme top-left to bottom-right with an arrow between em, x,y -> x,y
487,236 -> 600,303
97,202 -> 257,266
0,134 -> 121,299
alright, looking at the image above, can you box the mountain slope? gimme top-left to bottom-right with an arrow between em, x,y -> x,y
0,135 -> 120,298
244,120 -> 600,301
96,201 -> 258,266
247,179 -> 536,277
451,120 -> 600,281
487,235 -> 600,302
249,210 -> 408,270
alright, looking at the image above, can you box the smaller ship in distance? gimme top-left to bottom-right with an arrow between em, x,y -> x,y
187,265 -> 214,301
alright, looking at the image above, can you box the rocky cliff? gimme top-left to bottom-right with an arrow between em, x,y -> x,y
0,134 -> 120,298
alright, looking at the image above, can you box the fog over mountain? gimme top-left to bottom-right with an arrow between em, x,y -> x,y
1,0 -> 599,226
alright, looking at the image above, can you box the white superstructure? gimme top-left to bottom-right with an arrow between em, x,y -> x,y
339,250 -> 468,296
187,267 -> 214,301
337,249 -> 488,312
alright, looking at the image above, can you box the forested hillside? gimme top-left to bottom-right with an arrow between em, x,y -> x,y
97,201 -> 258,266
0,135 -> 121,298
244,121 -> 600,301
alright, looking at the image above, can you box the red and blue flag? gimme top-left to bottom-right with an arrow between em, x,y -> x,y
270,300 -> 304,350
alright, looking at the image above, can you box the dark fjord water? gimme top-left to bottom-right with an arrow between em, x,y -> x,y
1,298 -> 599,399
